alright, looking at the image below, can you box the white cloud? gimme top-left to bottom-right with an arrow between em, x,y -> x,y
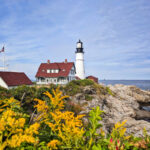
0,0 -> 150,79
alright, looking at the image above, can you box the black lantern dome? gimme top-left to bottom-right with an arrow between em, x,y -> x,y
76,39 -> 84,53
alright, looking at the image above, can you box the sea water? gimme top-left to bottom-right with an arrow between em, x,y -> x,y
99,80 -> 150,90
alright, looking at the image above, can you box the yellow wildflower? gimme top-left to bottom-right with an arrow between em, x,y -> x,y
0,99 -> 40,150
47,139 -> 60,149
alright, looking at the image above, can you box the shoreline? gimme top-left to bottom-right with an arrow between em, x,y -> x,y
99,80 -> 150,91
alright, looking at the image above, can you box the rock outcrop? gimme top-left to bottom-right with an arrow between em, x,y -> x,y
71,84 -> 150,137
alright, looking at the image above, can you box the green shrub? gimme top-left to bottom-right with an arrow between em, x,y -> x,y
1,88 -> 150,150
0,86 -> 12,99
64,81 -> 80,96
64,79 -> 95,96
94,84 -> 114,96
79,79 -> 95,86
85,94 -> 93,101
106,87 -> 114,96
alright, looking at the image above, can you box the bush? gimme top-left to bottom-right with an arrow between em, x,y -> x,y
0,86 -> 12,99
94,84 -> 114,96
64,79 -> 95,96
0,88 -> 150,149
85,94 -> 93,101
106,87 -> 114,96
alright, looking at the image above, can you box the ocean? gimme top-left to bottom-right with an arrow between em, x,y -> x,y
99,80 -> 150,91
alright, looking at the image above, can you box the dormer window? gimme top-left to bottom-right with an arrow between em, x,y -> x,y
62,69 -> 65,72
47,69 -> 59,73
55,69 -> 59,73
47,69 -> 50,73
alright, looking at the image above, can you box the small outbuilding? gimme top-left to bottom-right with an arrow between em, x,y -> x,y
86,75 -> 99,83
0,71 -> 33,89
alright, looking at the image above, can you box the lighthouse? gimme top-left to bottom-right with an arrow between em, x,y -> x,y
75,40 -> 85,79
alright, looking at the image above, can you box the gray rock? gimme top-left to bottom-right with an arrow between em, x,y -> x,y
71,84 -> 150,137
83,86 -> 97,95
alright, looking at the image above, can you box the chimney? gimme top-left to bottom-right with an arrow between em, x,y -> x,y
65,59 -> 67,63
47,60 -> 50,64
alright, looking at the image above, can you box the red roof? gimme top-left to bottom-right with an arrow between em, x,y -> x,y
86,76 -> 99,83
75,76 -> 81,80
36,62 -> 75,78
0,71 -> 33,86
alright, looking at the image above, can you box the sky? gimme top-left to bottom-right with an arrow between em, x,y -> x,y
0,0 -> 150,80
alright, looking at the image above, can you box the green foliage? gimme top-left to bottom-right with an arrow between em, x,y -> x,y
0,85 -> 54,112
0,86 -> 12,99
85,94 -> 93,101
84,106 -> 104,149
64,81 -> 81,96
94,84 -> 114,96
10,85 -> 36,101
1,85 -> 150,150
64,79 -> 95,96
78,79 -> 95,86
106,87 -> 114,96
9,85 -> 37,111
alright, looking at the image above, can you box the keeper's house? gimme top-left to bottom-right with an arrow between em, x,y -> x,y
0,71 -> 33,89
35,59 -> 76,85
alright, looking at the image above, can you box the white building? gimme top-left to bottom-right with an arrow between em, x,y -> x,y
36,59 -> 76,85
75,40 -> 85,79
36,40 -> 85,85
0,71 -> 33,89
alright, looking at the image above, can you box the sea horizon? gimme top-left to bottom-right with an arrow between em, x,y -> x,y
99,80 -> 150,90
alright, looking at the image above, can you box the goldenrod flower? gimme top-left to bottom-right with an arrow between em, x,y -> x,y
47,139 -> 60,149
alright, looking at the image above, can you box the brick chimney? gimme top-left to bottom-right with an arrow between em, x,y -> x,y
65,59 -> 67,63
47,60 -> 50,64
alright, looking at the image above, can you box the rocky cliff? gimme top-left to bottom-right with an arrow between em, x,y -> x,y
69,84 -> 150,137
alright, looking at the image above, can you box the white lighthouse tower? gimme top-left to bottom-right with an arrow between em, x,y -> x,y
75,40 -> 85,79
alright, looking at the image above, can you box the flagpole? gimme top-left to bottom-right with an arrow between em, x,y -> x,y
2,46 -> 5,71
0,46 -> 5,71
3,51 -> 5,71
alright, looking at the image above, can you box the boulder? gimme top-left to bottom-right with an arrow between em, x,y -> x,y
72,84 -> 150,137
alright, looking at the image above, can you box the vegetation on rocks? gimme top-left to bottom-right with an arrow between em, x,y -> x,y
0,87 -> 150,149
0,80 -> 150,149
64,79 -> 95,96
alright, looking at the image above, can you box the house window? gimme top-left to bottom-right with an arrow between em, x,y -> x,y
55,69 -> 59,73
41,78 -> 45,82
42,69 -> 45,72
47,69 -> 50,73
